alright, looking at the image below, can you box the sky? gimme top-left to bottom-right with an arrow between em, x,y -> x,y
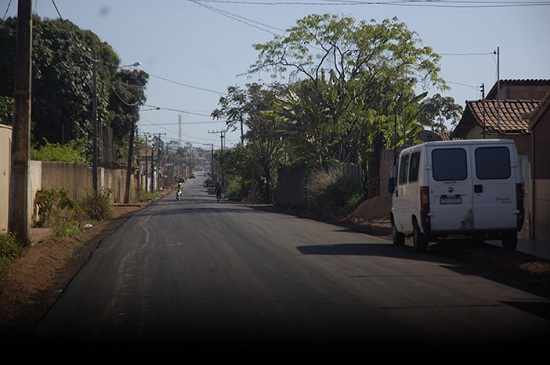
3,0 -> 550,149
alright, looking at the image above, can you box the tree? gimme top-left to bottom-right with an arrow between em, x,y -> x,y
0,16 -> 148,164
248,14 -> 449,197
250,15 -> 447,153
212,83 -> 286,203
418,93 -> 463,132
109,69 -> 148,165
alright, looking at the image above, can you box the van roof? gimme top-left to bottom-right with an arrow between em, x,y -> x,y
401,138 -> 515,152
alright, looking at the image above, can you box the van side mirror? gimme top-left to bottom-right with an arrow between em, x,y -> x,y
388,177 -> 396,194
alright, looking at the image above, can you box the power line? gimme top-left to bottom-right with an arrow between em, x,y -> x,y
192,0 -> 550,8
191,0 -> 284,35
148,74 -> 226,95
2,0 -> 13,20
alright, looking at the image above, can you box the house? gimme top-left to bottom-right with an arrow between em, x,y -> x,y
528,90 -> 550,241
451,79 -> 550,241
451,98 -> 537,159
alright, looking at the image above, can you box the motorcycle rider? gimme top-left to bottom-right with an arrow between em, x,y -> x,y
176,182 -> 182,200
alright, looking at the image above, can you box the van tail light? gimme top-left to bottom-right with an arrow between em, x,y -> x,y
516,183 -> 524,209
516,183 -> 525,230
420,186 -> 431,232
420,186 -> 430,211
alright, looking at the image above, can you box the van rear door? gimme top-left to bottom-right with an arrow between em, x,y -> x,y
428,146 -> 473,232
470,144 -> 517,230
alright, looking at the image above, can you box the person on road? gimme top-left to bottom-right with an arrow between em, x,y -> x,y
215,182 -> 222,202
176,182 -> 182,200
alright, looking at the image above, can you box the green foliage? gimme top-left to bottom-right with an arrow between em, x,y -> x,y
0,231 -> 23,276
80,188 -> 113,221
0,95 -> 13,125
31,139 -> 88,163
249,14 -> 449,166
307,166 -> 360,214
50,219 -> 81,238
342,192 -> 365,215
139,190 -> 160,201
0,16 -> 148,166
34,188 -> 79,227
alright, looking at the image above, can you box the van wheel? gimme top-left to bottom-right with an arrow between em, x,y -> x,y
413,220 -> 428,252
501,232 -> 517,250
392,221 -> 405,246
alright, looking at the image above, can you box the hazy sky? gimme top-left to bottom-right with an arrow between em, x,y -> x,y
4,0 -> 550,149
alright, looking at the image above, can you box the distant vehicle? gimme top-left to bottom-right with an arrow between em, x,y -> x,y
388,139 -> 524,252
189,173 -> 196,178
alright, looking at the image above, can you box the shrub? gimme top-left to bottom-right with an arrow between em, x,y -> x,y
0,231 -> 23,276
50,219 -> 81,238
79,188 -> 113,221
31,139 -> 87,163
34,188 -> 79,227
307,166 -> 360,214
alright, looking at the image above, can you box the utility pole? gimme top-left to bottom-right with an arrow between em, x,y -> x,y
481,83 -> 486,139
154,133 -> 166,191
178,114 -> 182,145
496,47 -> 501,137
144,134 -> 149,193
150,143 -> 155,193
92,48 -> 99,193
124,112 -> 137,203
9,0 -> 32,247
203,143 -> 214,174
209,130 -> 225,185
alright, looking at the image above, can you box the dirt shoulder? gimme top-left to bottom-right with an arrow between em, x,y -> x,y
1,195 -> 549,338
0,204 -> 145,338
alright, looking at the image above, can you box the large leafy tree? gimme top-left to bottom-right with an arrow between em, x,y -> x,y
0,16 -> 147,164
249,15 -> 448,159
109,69 -> 149,164
212,83 -> 286,202
248,14 -> 454,197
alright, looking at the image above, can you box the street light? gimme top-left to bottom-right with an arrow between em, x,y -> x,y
118,61 -> 141,69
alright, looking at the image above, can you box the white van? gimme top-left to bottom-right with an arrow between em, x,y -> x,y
388,139 -> 524,252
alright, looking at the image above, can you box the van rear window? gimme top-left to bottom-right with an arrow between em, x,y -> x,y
432,148 -> 467,181
475,147 -> 511,179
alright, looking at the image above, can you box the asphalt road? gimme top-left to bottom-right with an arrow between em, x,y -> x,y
25,176 -> 550,359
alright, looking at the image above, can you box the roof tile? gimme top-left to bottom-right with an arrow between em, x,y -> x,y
467,99 -> 540,134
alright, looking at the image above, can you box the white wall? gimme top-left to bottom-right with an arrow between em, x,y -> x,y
0,125 -> 11,232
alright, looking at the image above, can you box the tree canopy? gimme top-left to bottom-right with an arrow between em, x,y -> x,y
214,14 -> 463,202
0,15 -> 148,165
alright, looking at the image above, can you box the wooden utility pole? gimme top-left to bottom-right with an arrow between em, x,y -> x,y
9,0 -> 32,247
92,49 -> 98,193
124,115 -> 136,203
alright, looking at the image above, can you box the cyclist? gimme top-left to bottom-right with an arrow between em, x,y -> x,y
175,182 -> 182,200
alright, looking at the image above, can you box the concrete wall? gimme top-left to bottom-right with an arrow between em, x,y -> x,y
1,146 -> 136,231
0,125 -> 11,232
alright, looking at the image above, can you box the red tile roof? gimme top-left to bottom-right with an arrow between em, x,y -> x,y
466,99 -> 540,134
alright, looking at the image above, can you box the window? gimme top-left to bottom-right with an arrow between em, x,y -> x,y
432,148 -> 467,181
408,152 -> 420,183
398,154 -> 409,185
475,147 -> 511,179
